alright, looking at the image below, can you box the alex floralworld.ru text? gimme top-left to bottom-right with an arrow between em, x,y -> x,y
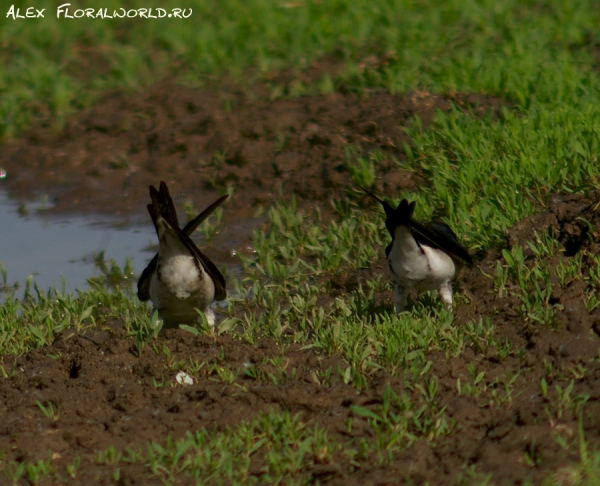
6,4 -> 192,19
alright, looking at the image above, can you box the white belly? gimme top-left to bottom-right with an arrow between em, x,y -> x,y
388,226 -> 456,290
149,255 -> 215,325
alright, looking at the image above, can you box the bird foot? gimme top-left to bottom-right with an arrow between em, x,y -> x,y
439,282 -> 454,311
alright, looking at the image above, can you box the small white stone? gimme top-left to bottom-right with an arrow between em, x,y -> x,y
175,371 -> 194,385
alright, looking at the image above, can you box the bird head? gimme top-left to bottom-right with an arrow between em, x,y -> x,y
361,187 -> 415,237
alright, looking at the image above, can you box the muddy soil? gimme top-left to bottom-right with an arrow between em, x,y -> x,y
1,80 -> 600,484
0,80 -> 504,220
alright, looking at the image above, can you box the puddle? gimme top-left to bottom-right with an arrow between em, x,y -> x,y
0,190 -> 258,296
0,189 -> 156,295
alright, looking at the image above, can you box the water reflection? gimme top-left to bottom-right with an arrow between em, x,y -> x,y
0,190 -> 156,295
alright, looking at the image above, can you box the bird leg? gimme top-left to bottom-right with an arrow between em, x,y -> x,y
204,307 -> 216,328
395,284 -> 408,313
438,281 -> 454,310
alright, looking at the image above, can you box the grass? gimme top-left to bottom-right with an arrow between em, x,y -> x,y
5,411 -> 343,483
1,0 -> 599,138
2,0 -> 600,483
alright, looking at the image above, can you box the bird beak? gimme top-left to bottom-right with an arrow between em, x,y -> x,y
360,186 -> 399,221
359,186 -> 385,206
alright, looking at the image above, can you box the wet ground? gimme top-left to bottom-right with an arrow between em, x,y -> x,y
1,80 -> 600,484
0,188 -> 251,294
0,189 -> 158,294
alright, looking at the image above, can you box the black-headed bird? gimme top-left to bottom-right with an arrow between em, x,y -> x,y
137,181 -> 228,327
363,188 -> 473,312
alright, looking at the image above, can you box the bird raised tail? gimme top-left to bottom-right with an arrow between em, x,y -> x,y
138,182 -> 228,304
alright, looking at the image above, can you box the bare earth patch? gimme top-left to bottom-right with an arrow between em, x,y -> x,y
0,81 -> 504,221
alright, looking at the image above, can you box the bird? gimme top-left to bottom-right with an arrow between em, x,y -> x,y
362,188 -> 473,313
137,181 -> 228,328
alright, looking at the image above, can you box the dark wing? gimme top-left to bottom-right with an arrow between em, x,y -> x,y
138,183 -> 174,301
137,185 -> 229,301
410,220 -> 473,265
181,194 -> 229,234
153,181 -> 179,229
361,186 -> 473,265
384,242 -> 392,258
181,195 -> 229,301
137,253 -> 158,301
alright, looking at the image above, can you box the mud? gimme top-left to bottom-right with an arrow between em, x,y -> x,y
0,326 -> 362,483
0,81 -> 504,222
1,81 -> 599,484
445,191 -> 600,484
2,268 -> 600,485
